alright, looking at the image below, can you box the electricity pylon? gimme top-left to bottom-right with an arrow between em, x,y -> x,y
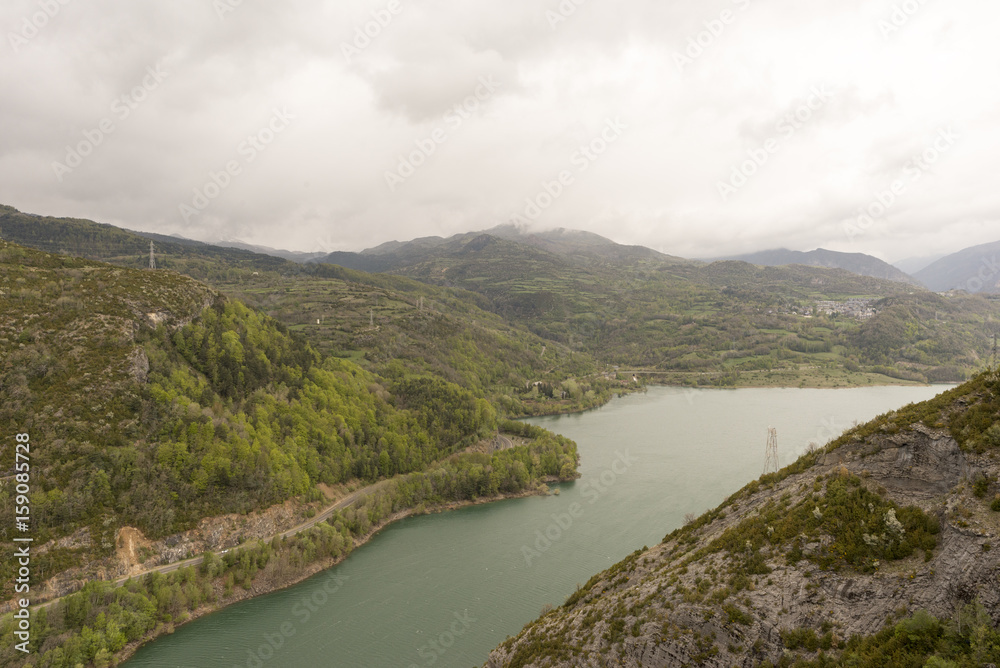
763,427 -> 779,475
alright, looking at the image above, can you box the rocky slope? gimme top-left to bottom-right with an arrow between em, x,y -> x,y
485,376 -> 1000,667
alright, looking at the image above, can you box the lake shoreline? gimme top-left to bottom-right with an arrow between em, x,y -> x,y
518,376 -> 945,419
120,382 -> 952,664
115,385 -> 956,668
117,485 -> 553,666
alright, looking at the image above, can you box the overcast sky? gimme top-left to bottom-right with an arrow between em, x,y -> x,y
2,0 -> 998,262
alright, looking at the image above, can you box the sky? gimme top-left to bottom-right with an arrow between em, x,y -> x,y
1,0 -> 998,263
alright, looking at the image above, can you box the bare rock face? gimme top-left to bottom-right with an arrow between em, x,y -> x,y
112,498 -> 304,575
145,311 -> 171,328
128,346 -> 149,384
485,422 -> 1000,668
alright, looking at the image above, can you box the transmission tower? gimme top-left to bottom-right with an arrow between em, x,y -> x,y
763,427 -> 779,475
149,241 -> 156,270
993,332 -> 997,371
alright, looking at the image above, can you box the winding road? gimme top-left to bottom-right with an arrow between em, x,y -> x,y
33,431 -> 515,610
35,480 -> 387,610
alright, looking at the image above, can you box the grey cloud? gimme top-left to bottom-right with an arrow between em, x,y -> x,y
0,0 -> 998,261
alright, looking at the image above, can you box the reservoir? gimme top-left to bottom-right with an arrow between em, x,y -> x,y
125,384 -> 952,667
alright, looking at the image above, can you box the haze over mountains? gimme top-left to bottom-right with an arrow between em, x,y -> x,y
714,248 -> 920,286
4,202 -> 1000,299
914,240 -> 1000,293
315,224 -> 687,275
211,239 -> 329,264
893,254 -> 946,276
313,224 -> 1000,296
3,203 -> 998,296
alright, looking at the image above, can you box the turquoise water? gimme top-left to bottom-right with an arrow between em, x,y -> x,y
125,384 -> 952,667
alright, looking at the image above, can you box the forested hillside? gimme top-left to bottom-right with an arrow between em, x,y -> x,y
0,206 -> 624,415
0,242 -> 506,601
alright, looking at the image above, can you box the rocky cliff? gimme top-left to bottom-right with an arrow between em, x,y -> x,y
485,376 -> 1000,667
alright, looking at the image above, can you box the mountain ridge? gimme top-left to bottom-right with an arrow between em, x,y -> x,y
714,247 -> 920,286
915,240 -> 1000,294
4,204 -> 998,386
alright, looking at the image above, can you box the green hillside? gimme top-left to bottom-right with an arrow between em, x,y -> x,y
5,204 -> 999,389
0,241 -> 540,601
0,206 -> 626,415
0,204 -> 288,274
327,232 -> 1000,385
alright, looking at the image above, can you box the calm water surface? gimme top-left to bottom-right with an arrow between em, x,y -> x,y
125,385 -> 952,668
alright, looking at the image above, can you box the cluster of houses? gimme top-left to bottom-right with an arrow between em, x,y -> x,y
813,299 -> 878,320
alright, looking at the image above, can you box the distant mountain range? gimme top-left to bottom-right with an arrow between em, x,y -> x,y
914,240 -> 1000,294
321,233 -> 930,288
212,239 -> 329,263
715,248 -> 920,286
4,202 -> 1000,385
892,254 -> 945,276
315,224 -> 688,273
4,201 -> 999,297
203,229 -> 1000,297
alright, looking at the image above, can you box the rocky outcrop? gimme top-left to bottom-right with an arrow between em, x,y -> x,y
14,498 -> 311,610
485,422 -> 1000,667
113,498 -> 306,578
128,346 -> 149,384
